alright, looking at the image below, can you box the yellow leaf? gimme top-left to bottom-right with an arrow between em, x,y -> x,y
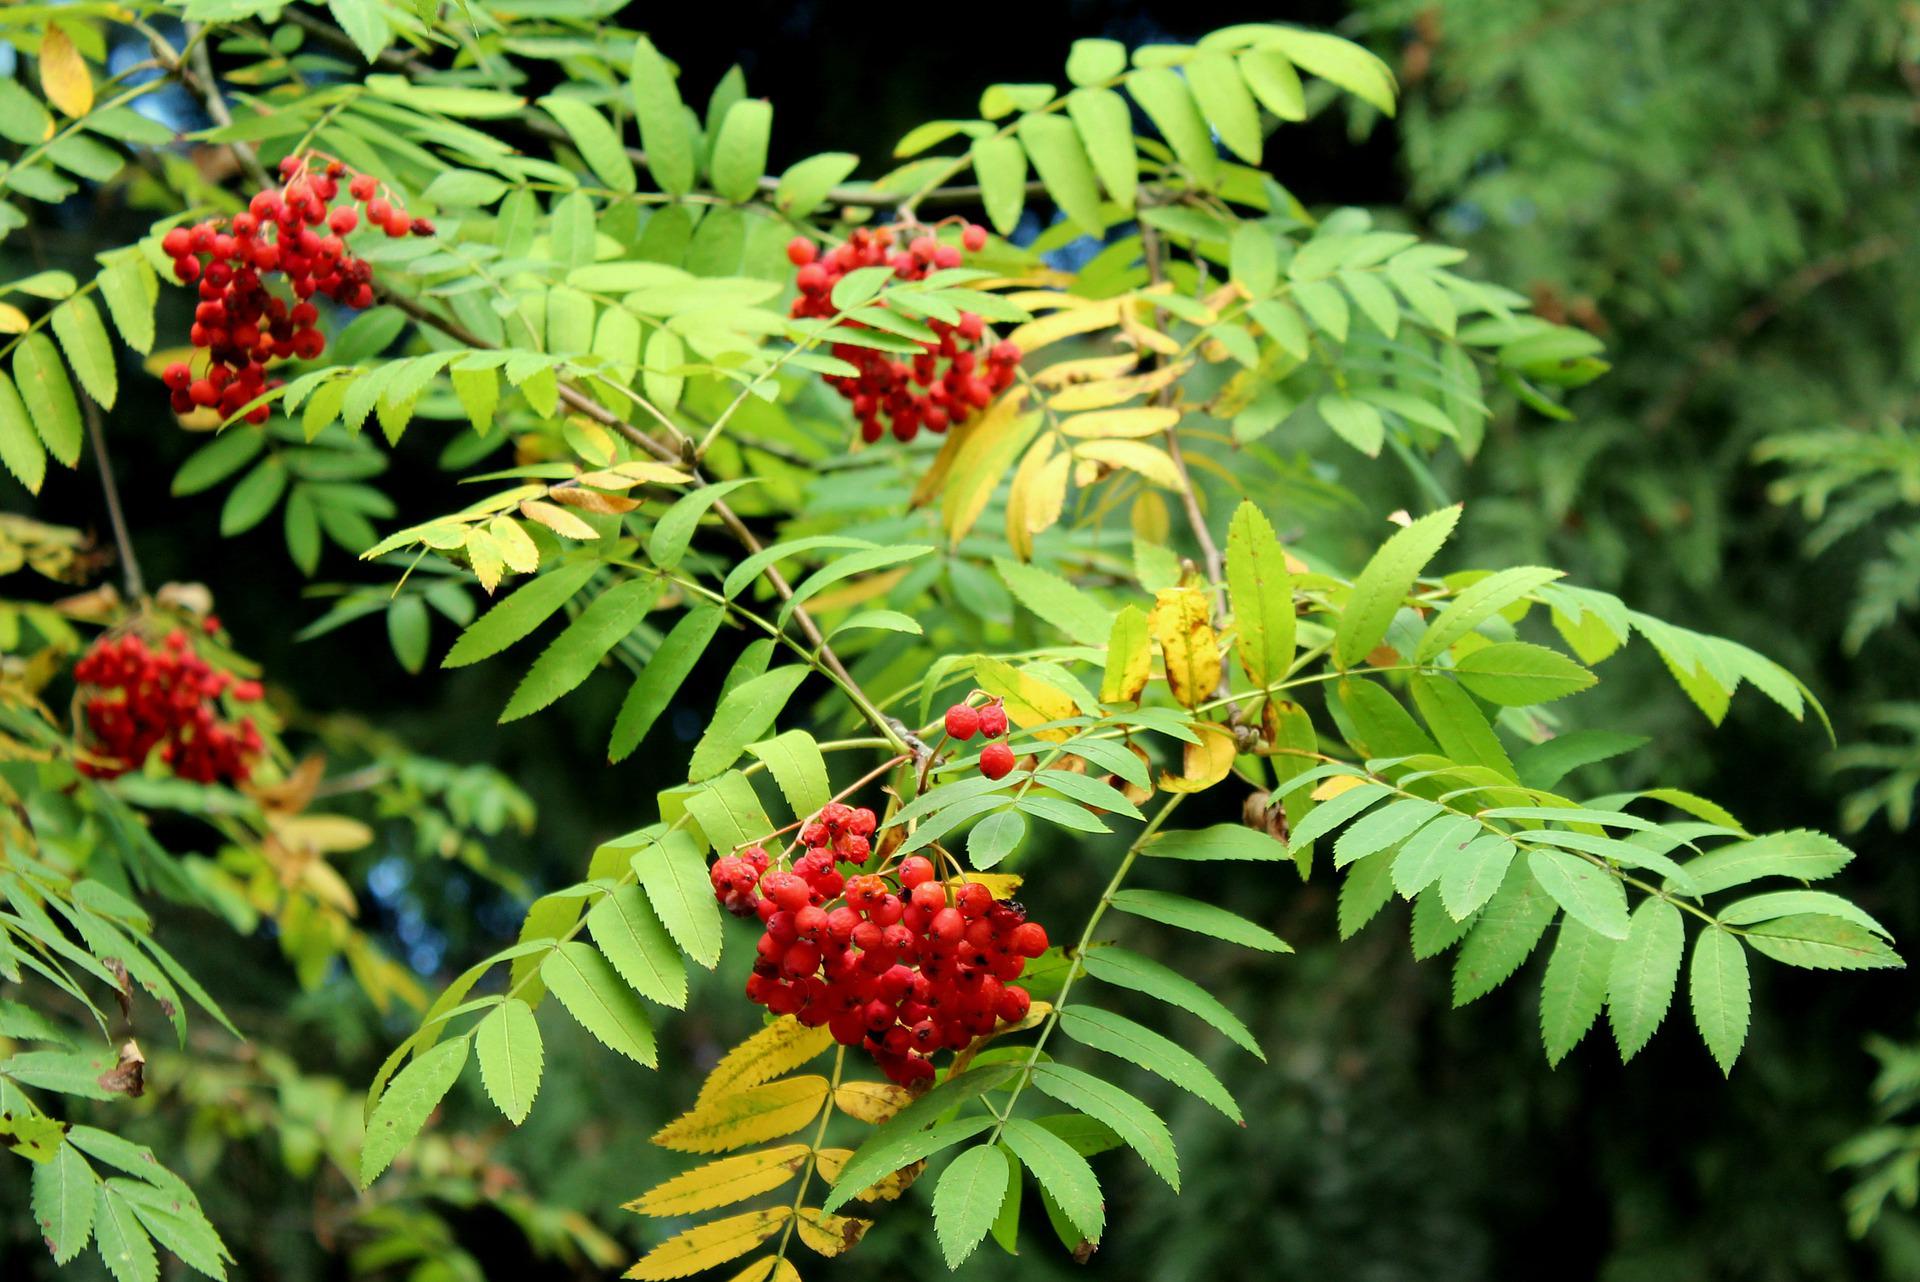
999,289 -> 1085,314
1119,308 -> 1181,355
718,1261 -> 776,1282
563,417 -> 617,466
1311,773 -> 1367,802
1030,351 -> 1141,388
941,391 -> 1043,545
277,814 -> 374,853
465,528 -> 504,593
1046,363 -> 1189,410
489,517 -> 540,573
1159,722 -> 1237,793
697,1017 -> 833,1106
1100,604 -> 1152,705
1003,437 -> 1054,561
1149,587 -> 1220,709
520,498 -> 600,540
1076,439 -> 1184,488
623,1208 -> 789,1281
832,1080 -> 912,1125
39,24 -> 93,119
1006,297 -> 1124,353
815,1147 -> 923,1201
652,1076 -> 828,1154
608,460 -> 694,485
973,656 -> 1078,742
1058,407 -> 1182,439
949,871 -> 1023,898
803,566 -> 909,616
0,304 -> 29,334
551,486 -> 641,514
624,1145 -> 810,1217
794,1207 -> 870,1258
1132,491 -> 1171,543
767,1261 -> 801,1282
908,414 -> 975,509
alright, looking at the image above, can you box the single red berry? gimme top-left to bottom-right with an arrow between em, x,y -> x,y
328,207 -> 358,234
1010,921 -> 1049,958
365,197 -> 391,224
979,741 -> 1015,780
349,174 -> 376,201
944,703 -> 981,740
898,856 -> 936,888
162,362 -> 192,390
977,701 -> 1008,738
161,227 -> 191,257
997,987 -> 1031,1023
961,223 -> 987,252
786,237 -> 817,266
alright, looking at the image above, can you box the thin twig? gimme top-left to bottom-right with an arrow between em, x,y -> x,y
184,24 -> 273,189
82,398 -> 144,600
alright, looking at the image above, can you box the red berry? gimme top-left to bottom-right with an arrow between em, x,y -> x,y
979,741 -> 1015,780
944,703 -> 981,740
162,362 -> 192,390
1010,921 -> 1049,958
329,207 -> 358,234
786,237 -> 817,266
365,197 -> 391,224
349,174 -> 377,201
161,227 -> 191,257
898,856 -> 935,888
977,701 -> 1009,738
961,223 -> 987,252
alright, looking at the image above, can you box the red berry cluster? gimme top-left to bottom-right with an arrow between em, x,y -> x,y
712,805 -> 1049,1087
158,155 -> 433,422
946,698 -> 1014,780
73,630 -> 264,785
787,223 -> 1021,444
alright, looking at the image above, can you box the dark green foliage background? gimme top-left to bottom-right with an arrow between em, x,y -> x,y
5,2 -> 1918,1279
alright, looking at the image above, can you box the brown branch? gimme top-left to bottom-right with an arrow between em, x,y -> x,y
82,398 -> 144,600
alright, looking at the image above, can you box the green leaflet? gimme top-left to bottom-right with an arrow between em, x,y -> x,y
539,94 -> 635,193
1454,642 -> 1597,706
648,478 -> 759,570
1416,566 -> 1564,661
1185,49 -> 1262,163
1606,897 -> 1684,1061
609,603 -> 723,761
1145,823 -> 1287,862
687,665 -> 809,781
1030,1061 -> 1178,1189
994,555 -> 1114,646
1452,856 -> 1558,1006
499,578 -> 656,722
967,809 -> 1026,869
1333,504 -> 1460,668
1332,797 -> 1441,868
93,1181 -> 158,1282
1001,1118 -> 1104,1244
0,371 -> 47,493
1058,1006 -> 1241,1122
709,98 -> 772,202
679,772 -> 774,854
1689,927 -> 1751,1076
1285,780 -> 1391,851
1391,812 -> 1481,898
475,998 -> 544,1124
1017,113 -> 1104,235
628,829 -> 722,968
540,942 -> 657,1066
50,295 -> 116,409
1126,66 -> 1218,187
1527,848 -> 1630,940
1675,829 -> 1854,895
1409,675 -> 1517,780
972,135 -> 1028,235
1439,834 -> 1517,920
1742,914 -> 1904,971
586,884 -> 687,1009
630,37 -> 694,195
14,332 -> 81,466
1108,888 -> 1291,952
1538,918 -> 1618,1066
444,561 -> 599,669
778,545 -> 934,626
822,1069 -> 1012,1212
1066,87 -> 1136,208
117,1180 -> 231,1278
933,1144 -> 1012,1269
361,1034 -> 470,1186
745,729 -> 831,821
32,1142 -> 95,1264
1225,501 -> 1296,688
1079,944 -> 1261,1058
775,151 -> 858,218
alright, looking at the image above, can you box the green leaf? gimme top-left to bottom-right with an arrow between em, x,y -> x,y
746,730 -> 831,821
825,1113 -> 1000,1214
1606,897 -> 1684,1061
778,545 -> 934,626
934,1145 -> 1012,1269
499,578 -> 655,722
1185,49 -> 1262,163
1539,918 -> 1619,1067
587,884 -> 687,1009
32,1142 -> 95,1264
1126,66 -> 1218,186
1080,945 -> 1262,1059
361,1035 -> 470,1186
631,38 -> 694,195
92,1182 -> 157,1282
1334,505 -> 1461,668
1717,890 -> 1891,939
1030,1062 -> 1178,1188
475,998 -> 543,1124
14,333 -> 81,466
444,561 -> 598,669
540,942 -> 657,1065
0,372 -> 47,492
1410,675 -> 1517,779
1066,38 -> 1128,86
174,428 -> 265,494
1742,915 -> 1904,971
539,95 -> 635,193
629,829 -> 724,968
1016,113 -> 1104,236
1319,393 -> 1385,455
1391,813 -> 1481,898
775,152 -> 859,218
1000,1118 -> 1104,1244
1453,642 -> 1596,706
688,665 -> 809,781
1225,501 -> 1296,687
1527,848 -> 1630,940
967,809 -> 1026,869
709,99 -> 772,202
1263,28 -> 1397,115
1332,797 -> 1442,868
327,0 -> 389,60
1689,928 -> 1750,1076
219,458 -> 286,535
386,594 -> 429,673
1238,48 -> 1305,120
1675,829 -> 1853,896
1416,567 -> 1564,661
1284,780 -> 1390,850
116,1181 -> 230,1280
1065,87 -> 1137,208
994,556 -> 1114,646
50,296 -> 115,409
1146,823 -> 1288,862
1059,1005 -> 1240,1122
1108,888 -> 1291,952
1452,857 -> 1557,1005
610,604 -> 723,761
971,135 -> 1029,236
